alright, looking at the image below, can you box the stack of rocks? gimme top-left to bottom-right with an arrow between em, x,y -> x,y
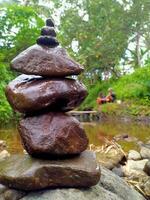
0,19 -> 100,191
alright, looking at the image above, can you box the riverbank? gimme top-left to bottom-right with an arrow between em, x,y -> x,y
99,102 -> 150,125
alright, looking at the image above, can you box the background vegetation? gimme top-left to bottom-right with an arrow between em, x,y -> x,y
0,0 -> 150,124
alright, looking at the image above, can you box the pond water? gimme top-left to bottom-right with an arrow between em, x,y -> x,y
0,119 -> 150,154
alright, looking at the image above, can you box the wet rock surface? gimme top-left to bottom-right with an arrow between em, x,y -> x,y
11,45 -> 83,77
0,166 -> 145,200
0,151 -> 100,191
6,75 -> 87,113
18,112 -> 89,156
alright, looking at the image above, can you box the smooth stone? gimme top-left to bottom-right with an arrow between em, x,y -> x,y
11,45 -> 84,77
123,159 -> 149,178
140,145 -> 150,159
125,159 -> 149,171
112,165 -> 124,177
6,75 -> 87,113
22,187 -> 122,200
41,26 -> 56,36
46,18 -> 54,27
128,150 -> 141,160
36,36 -> 59,47
144,160 -> 150,176
18,112 -> 89,157
100,167 -> 145,200
0,151 -> 100,190
21,166 -> 145,200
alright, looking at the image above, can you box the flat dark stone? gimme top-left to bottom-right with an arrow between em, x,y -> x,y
5,75 -> 88,113
0,151 -> 100,191
18,112 -> 89,157
41,26 -> 56,36
11,45 -> 84,77
36,36 -> 59,47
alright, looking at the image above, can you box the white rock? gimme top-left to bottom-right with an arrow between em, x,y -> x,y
140,146 -> 150,159
123,159 -> 149,178
126,159 -> 149,171
128,150 -> 141,160
0,150 -> 10,161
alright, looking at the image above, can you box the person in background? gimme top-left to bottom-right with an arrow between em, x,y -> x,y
106,88 -> 116,103
96,88 -> 116,105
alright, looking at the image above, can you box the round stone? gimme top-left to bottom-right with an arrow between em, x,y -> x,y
5,75 -> 88,113
11,44 -> 84,77
18,112 -> 89,157
46,18 -> 54,27
41,26 -> 56,37
36,36 -> 59,47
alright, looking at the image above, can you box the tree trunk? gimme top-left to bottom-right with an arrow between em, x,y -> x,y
135,31 -> 141,67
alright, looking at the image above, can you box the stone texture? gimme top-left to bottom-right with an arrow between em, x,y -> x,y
96,148 -> 125,169
128,150 -> 141,160
11,45 -> 83,77
19,166 -> 145,200
21,187 -> 122,200
5,75 -> 87,113
41,26 -> 56,36
140,145 -> 150,159
123,159 -> 149,178
18,112 -> 88,157
144,160 -> 150,176
0,151 -> 100,191
112,165 -> 124,177
100,167 -> 145,200
36,36 -> 59,47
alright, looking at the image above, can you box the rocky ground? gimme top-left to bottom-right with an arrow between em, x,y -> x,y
0,139 -> 149,200
0,166 -> 146,200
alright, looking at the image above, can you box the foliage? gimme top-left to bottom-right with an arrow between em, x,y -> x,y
57,0 -> 131,80
80,65 -> 150,114
0,4 -> 44,124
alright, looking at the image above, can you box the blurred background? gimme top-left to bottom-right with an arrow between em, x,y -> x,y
0,0 -> 150,124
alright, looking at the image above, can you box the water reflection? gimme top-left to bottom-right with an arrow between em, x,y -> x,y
0,119 -> 150,154
84,119 -> 150,152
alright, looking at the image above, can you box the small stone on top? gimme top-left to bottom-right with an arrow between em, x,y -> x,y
46,18 -> 54,27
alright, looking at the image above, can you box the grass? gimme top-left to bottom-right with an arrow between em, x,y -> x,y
80,65 -> 150,117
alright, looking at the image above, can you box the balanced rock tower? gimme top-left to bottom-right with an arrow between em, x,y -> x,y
0,19 -> 100,190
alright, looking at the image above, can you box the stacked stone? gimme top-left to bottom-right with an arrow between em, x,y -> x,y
2,19 -> 100,190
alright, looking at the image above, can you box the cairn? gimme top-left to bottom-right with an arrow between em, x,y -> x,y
0,19 -> 100,190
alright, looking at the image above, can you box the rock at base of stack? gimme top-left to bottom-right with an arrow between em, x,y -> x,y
0,151 -> 100,191
18,112 -> 89,157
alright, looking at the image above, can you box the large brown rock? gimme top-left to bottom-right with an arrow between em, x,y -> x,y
5,75 -> 88,113
0,151 -> 100,190
18,112 -> 89,157
11,45 -> 83,77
